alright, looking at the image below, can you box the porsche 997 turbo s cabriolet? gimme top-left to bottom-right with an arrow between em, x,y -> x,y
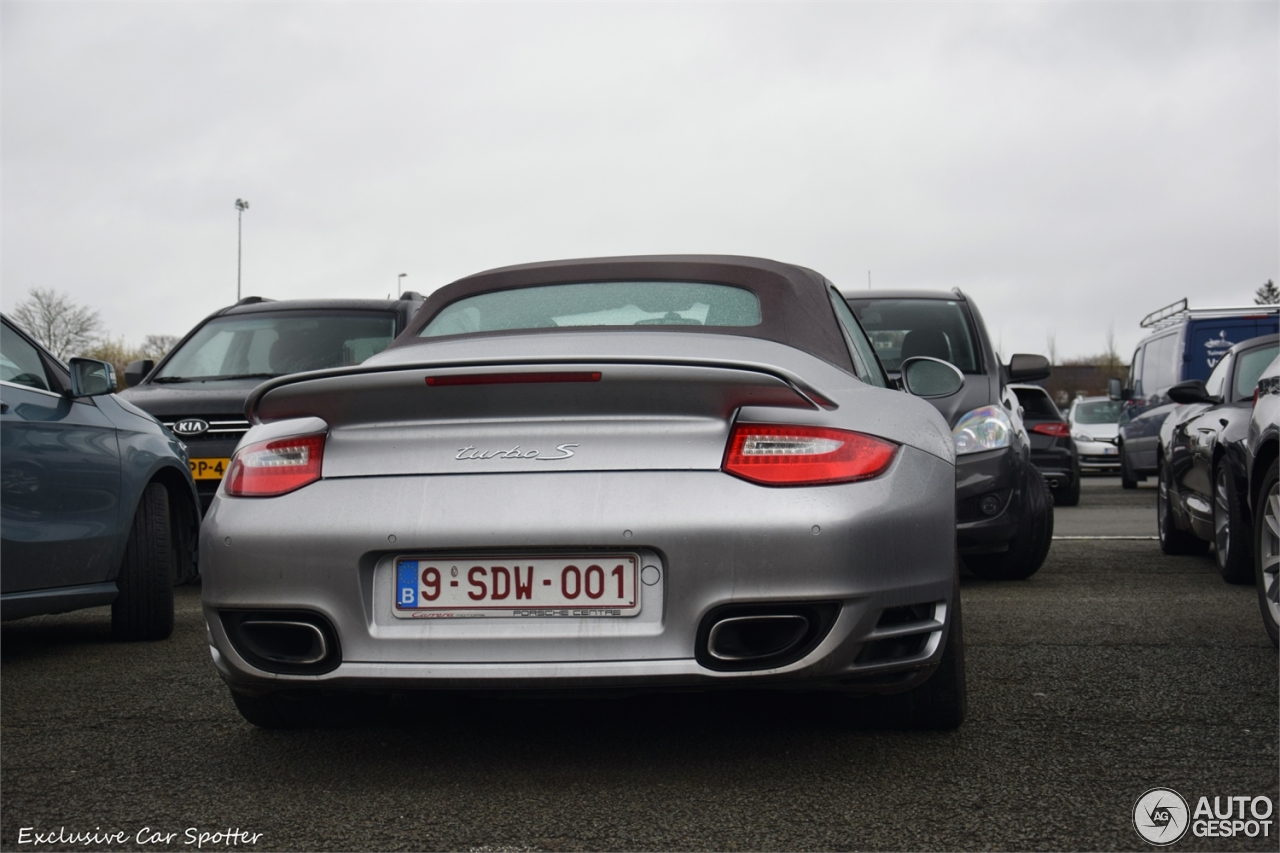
200,255 -> 968,729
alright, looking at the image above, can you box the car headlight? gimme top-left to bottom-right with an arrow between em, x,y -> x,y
952,405 -> 1012,455
1073,431 -> 1093,443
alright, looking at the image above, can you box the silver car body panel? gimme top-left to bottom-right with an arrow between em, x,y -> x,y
204,329 -> 958,693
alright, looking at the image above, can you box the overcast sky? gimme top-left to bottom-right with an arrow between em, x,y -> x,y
2,1 -> 1276,363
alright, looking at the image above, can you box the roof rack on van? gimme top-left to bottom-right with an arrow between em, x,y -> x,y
1140,298 -> 1188,329
1139,297 -> 1278,331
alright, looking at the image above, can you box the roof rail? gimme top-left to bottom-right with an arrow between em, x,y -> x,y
234,296 -> 273,306
1139,297 -> 1188,329
399,291 -> 424,301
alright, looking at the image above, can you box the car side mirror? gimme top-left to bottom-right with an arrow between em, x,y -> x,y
68,358 -> 116,398
900,357 -> 965,398
124,359 -> 155,388
1107,377 -> 1132,401
1007,353 -> 1051,382
1167,379 -> 1218,406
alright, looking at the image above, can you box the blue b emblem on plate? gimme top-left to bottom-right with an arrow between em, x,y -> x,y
397,561 -> 419,609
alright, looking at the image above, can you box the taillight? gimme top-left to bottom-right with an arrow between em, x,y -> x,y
224,433 -> 326,497
722,424 -> 898,486
1031,422 -> 1071,438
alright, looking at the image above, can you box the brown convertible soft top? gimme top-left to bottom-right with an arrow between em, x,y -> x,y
390,254 -> 855,373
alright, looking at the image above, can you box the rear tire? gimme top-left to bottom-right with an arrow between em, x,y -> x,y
230,689 -> 384,729
850,580 -> 966,730
111,483 -> 175,641
1120,449 -> 1138,489
1254,460 -> 1279,648
230,691 -> 294,729
1121,463 -> 1138,489
1158,463 -> 1209,556
896,586 -> 966,730
965,472 -> 1053,580
1213,462 -> 1253,584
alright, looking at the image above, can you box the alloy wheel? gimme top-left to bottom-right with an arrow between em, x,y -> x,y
1263,481 -> 1280,630
1214,466 -> 1231,566
1157,469 -> 1170,543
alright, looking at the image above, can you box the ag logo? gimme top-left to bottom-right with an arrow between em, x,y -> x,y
172,418 -> 209,436
1134,787 -> 1190,845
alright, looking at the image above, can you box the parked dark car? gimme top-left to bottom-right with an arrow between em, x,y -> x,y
845,290 -> 1054,580
1112,298 -> 1278,489
1,315 -> 200,639
119,293 -> 425,511
1247,352 -> 1280,646
1010,384 -> 1079,506
1157,335 -> 1279,584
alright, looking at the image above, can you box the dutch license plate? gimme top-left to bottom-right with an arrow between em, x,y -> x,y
394,555 -> 641,618
189,457 -> 230,480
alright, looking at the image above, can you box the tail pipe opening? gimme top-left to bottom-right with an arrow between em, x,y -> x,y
696,602 -> 839,672
219,610 -> 341,675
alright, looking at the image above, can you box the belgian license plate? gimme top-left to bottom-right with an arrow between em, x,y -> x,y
189,457 -> 230,480
393,555 -> 641,618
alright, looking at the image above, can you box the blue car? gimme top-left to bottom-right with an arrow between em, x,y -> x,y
1,315 -> 200,639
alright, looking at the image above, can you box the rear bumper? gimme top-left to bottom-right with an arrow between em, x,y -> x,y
1029,447 -> 1076,490
200,447 -> 957,694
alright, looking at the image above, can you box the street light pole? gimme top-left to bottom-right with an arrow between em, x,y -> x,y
398,273 -> 407,296
235,199 -> 250,301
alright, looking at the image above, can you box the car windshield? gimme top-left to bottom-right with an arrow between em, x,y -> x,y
1072,400 -> 1124,425
1235,344 -> 1280,400
844,298 -> 980,373
155,311 -> 397,382
420,281 -> 762,338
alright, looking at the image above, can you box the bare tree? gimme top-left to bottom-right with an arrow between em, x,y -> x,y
140,334 -> 179,361
11,287 -> 103,360
1046,331 -> 1058,367
1256,279 -> 1279,305
1103,323 -> 1121,377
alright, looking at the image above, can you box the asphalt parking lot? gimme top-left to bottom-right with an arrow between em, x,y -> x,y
2,477 -> 1276,852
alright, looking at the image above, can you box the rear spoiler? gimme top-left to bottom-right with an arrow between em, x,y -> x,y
245,356 -> 837,426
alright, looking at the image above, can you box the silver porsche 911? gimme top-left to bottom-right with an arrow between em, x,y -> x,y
201,255 -> 969,728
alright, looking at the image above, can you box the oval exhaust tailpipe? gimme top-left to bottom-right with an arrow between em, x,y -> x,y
707,614 -> 810,662
239,620 -> 328,665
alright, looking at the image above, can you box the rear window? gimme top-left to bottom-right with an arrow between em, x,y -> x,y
844,298 -> 981,373
420,281 -> 762,338
1012,387 -> 1062,420
156,311 -> 397,382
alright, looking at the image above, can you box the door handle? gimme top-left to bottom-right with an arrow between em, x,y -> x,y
0,402 -> 8,413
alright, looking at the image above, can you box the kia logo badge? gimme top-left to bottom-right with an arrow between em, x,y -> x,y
172,418 -> 209,436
